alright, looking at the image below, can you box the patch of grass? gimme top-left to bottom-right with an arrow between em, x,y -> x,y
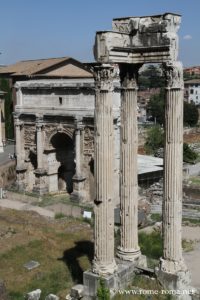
139,231 -> 162,259
150,213 -> 162,222
189,176 -> 200,186
0,209 -> 93,300
55,212 -> 67,219
182,239 -> 195,252
183,218 -> 200,225
37,194 -> 70,207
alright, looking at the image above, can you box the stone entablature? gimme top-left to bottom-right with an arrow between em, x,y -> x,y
14,78 -> 121,203
94,13 -> 181,64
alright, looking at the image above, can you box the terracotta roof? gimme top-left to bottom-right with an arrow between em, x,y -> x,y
0,57 -> 93,78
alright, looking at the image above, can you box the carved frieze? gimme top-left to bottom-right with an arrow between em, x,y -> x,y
24,125 -> 36,146
84,127 -> 94,156
44,124 -> 74,147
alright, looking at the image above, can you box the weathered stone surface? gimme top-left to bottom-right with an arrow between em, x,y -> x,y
160,61 -> 187,275
92,65 -> 117,275
25,289 -> 41,300
117,64 -> 141,261
23,260 -> 40,270
70,284 -> 84,299
94,13 -> 181,64
45,294 -> 59,300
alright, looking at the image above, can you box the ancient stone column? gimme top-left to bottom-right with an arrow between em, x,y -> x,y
71,120 -> 86,203
160,61 -> 187,274
15,116 -> 23,168
117,63 -> 141,261
93,65 -> 117,275
14,114 -> 26,190
33,118 -> 47,195
36,122 -> 43,170
0,101 -> 4,153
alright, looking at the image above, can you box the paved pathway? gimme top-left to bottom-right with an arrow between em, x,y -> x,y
182,226 -> 200,289
0,198 -> 55,218
0,144 -> 15,166
151,204 -> 200,219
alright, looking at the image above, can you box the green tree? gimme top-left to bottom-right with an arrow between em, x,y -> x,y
144,125 -> 164,154
184,101 -> 199,127
183,143 -> 198,164
0,78 -> 14,138
147,89 -> 165,125
145,125 -> 199,164
139,64 -> 165,89
147,90 -> 199,127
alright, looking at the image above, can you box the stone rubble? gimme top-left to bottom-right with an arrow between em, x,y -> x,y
25,289 -> 41,300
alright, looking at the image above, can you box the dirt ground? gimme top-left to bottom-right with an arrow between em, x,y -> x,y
0,207 -> 93,299
182,226 -> 200,289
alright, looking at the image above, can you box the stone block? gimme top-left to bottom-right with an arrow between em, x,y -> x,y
25,289 -> 41,300
45,294 -> 59,300
83,261 -> 136,298
70,284 -> 84,299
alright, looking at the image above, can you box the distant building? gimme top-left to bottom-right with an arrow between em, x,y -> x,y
0,57 -> 122,204
137,88 -> 160,122
184,79 -> 200,105
184,66 -> 200,76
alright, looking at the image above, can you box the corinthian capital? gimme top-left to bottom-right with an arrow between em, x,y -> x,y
94,64 -> 114,91
163,61 -> 184,89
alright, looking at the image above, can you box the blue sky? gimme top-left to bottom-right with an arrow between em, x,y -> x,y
0,0 -> 199,67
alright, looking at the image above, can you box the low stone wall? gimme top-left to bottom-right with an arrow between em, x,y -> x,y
6,190 -> 38,203
183,185 -> 200,203
0,160 -> 16,188
46,203 -> 84,219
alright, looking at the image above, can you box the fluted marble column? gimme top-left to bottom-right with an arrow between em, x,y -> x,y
14,114 -> 26,190
0,102 -> 4,153
33,118 -> 47,195
93,65 -> 117,275
117,63 -> 141,261
14,116 -> 23,168
36,122 -> 43,170
71,120 -> 86,203
160,61 -> 187,274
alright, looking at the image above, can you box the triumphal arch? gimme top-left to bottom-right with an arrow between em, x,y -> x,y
84,13 -> 192,298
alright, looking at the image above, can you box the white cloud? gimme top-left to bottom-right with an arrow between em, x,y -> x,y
183,35 -> 192,40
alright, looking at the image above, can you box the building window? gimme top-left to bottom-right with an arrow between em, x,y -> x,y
190,89 -> 194,94
196,96 -> 198,100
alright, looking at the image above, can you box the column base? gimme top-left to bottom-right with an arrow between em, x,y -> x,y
156,258 -> 191,292
16,165 -> 27,191
32,186 -> 48,195
117,246 -> 141,262
83,259 -> 135,298
71,175 -> 86,203
159,257 -> 188,274
92,259 -> 117,276
33,168 -> 48,195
